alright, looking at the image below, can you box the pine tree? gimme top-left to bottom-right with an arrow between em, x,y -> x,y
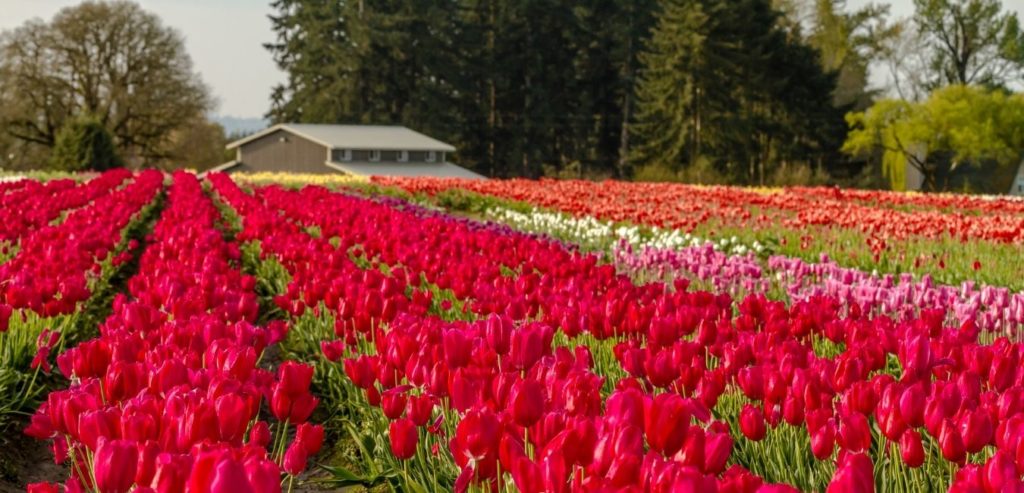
629,0 -> 709,171
50,114 -> 123,172
631,0 -> 844,184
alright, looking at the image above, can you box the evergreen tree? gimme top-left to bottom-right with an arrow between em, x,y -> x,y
50,114 -> 124,172
631,0 -> 845,184
629,0 -> 708,171
265,0 -> 844,182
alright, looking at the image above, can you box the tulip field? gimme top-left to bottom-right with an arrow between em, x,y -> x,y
2,172 -> 1023,492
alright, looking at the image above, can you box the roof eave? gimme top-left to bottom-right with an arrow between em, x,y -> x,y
225,124 -> 335,150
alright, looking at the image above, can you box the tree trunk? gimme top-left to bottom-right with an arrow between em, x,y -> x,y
487,0 -> 497,177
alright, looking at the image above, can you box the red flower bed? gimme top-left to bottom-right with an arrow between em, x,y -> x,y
0,170 -> 161,316
375,177 -> 1024,243
26,172 -> 319,492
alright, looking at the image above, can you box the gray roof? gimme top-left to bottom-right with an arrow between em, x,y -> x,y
227,124 -> 456,152
325,161 -> 485,179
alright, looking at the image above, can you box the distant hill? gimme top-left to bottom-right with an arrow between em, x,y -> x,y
212,116 -> 267,137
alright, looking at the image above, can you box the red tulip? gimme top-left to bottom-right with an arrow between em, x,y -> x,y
296,422 -> 325,455
381,388 -> 408,420
94,437 -> 138,493
898,383 -> 926,428
827,452 -> 874,493
283,441 -> 309,475
443,329 -> 473,369
485,314 -> 512,355
509,323 -> 550,371
276,362 -> 314,397
838,413 -> 871,453
215,394 -> 250,444
246,459 -> 282,493
511,457 -> 543,493
407,394 -> 435,426
389,417 -> 418,460
152,453 -> 191,493
940,419 -> 967,464
739,404 -> 766,442
899,429 -> 924,468
961,409 -> 993,454
249,421 -> 271,448
982,451 -> 1017,492
0,303 -> 13,332
810,422 -> 836,460
188,451 -> 254,493
509,378 -> 545,427
27,483 -> 59,493
645,393 -> 691,456
321,340 -> 345,362
704,431 -> 733,474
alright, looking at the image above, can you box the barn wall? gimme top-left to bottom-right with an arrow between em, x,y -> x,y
238,129 -> 333,174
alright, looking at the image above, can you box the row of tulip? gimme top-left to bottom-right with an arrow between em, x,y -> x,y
467,204 -> 1024,337
482,206 -> 765,257
25,172 -> 321,493
209,177 -> 1024,491
374,177 -> 1024,244
0,176 -> 30,195
0,170 -> 132,245
783,186 -> 1024,217
0,170 -> 163,316
0,170 -> 163,439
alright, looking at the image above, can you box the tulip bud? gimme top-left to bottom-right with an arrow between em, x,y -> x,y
898,383 -> 926,428
296,423 -> 324,455
703,432 -> 732,474
407,394 -> 434,427
389,418 -> 418,460
940,419 -> 967,464
810,422 -> 836,460
381,389 -> 407,420
94,437 -> 139,493
249,421 -> 271,447
899,429 -> 924,468
509,378 -> 545,428
739,405 -> 767,442
283,441 -> 309,475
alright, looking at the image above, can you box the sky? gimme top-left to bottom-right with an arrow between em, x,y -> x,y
3,0 -> 1024,120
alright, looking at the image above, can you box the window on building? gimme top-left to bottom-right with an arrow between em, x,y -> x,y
339,149 -> 352,162
398,150 -> 409,162
370,150 -> 381,162
426,151 -> 436,163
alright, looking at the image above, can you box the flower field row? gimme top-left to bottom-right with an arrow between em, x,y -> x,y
0,169 -> 130,245
374,178 -> 1024,243
26,172 -> 321,492
0,170 -> 162,316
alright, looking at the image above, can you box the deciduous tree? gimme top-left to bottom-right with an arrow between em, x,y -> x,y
0,0 -> 212,167
843,85 -> 1024,191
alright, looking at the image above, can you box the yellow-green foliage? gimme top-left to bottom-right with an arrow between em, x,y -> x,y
843,85 -> 1024,190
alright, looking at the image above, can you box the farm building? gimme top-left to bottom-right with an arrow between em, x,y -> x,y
210,123 -> 485,178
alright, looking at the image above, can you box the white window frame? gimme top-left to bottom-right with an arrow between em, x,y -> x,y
425,151 -> 436,163
398,150 -> 409,162
369,150 -> 381,162
339,149 -> 352,162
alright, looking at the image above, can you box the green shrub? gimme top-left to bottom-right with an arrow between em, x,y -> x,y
49,114 -> 123,171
